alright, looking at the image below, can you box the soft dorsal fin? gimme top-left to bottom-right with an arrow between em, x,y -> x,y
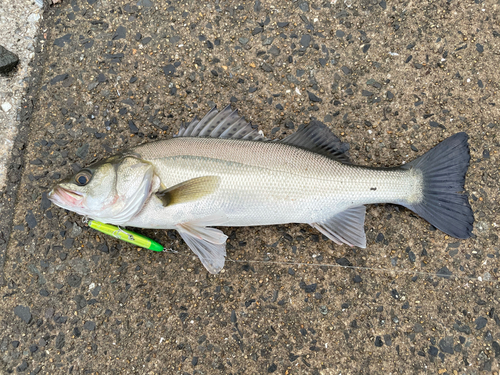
155,176 -> 220,206
280,120 -> 350,164
176,105 -> 266,141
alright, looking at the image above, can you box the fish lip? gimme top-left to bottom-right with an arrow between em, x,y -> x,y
48,186 -> 84,207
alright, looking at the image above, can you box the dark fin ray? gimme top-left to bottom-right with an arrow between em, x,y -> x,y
280,120 -> 350,163
310,205 -> 366,248
155,176 -> 220,206
401,132 -> 474,239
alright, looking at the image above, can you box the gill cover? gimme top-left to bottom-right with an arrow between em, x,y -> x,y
49,155 -> 156,225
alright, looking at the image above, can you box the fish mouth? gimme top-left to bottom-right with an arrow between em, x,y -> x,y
48,186 -> 84,208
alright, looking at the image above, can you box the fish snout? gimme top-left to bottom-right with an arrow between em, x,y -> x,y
48,186 -> 84,207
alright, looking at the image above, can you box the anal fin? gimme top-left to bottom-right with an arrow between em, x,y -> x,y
310,205 -> 366,248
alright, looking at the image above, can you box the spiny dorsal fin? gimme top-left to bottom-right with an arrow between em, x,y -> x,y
280,120 -> 350,164
176,105 -> 266,141
155,176 -> 220,206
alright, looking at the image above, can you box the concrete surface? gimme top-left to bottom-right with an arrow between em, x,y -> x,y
0,0 -> 43,189
1,0 -> 499,374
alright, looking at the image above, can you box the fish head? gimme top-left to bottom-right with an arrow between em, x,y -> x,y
48,154 -> 156,225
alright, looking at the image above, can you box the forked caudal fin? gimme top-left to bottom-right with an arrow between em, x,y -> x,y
401,132 -> 474,239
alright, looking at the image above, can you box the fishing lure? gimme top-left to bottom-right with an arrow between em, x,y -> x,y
88,220 -> 164,252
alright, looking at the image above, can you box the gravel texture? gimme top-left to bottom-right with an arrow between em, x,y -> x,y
0,0 -> 499,374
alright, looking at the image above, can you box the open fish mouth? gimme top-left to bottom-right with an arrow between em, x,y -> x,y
48,186 -> 84,208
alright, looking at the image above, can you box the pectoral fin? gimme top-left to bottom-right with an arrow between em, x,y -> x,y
156,176 -> 220,207
310,205 -> 367,248
176,213 -> 229,274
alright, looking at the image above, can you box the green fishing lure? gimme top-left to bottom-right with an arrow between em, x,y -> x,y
88,220 -> 164,252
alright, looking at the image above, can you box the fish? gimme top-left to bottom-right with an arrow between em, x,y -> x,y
48,105 -> 474,274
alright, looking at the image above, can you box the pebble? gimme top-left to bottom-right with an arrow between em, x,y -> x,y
298,1 -> 309,12
341,66 -> 351,75
439,337 -> 454,354
69,223 -> 82,238
453,323 -> 471,334
84,321 -> 96,331
163,64 -> 176,76
0,45 -> 19,74
269,45 -> 280,56
17,361 -> 28,372
25,210 -> 37,229
300,34 -> 311,48
54,34 -> 72,47
128,120 -> 139,134
384,334 -> 392,346
303,283 -> 317,293
375,233 -> 384,243
262,37 -> 273,46
113,26 -> 127,40
66,274 -> 82,288
14,305 -> 32,324
307,91 -> 322,102
436,266 -> 452,279
252,27 -> 263,36
76,143 -> 89,159
55,332 -> 65,349
1,101 -> 12,112
475,316 -> 487,330
429,120 -> 445,130
63,238 -> 74,249
137,0 -> 153,6
336,257 -> 352,267
266,363 -> 277,373
261,63 -> 272,72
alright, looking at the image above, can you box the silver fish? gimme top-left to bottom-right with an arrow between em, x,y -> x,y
48,105 -> 474,273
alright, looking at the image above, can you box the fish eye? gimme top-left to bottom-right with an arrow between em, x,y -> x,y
75,170 -> 92,186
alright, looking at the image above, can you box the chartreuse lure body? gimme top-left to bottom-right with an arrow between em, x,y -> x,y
88,220 -> 164,252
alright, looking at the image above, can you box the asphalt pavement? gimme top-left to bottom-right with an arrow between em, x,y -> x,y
0,0 -> 499,374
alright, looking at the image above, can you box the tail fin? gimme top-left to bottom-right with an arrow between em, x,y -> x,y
401,132 -> 474,239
